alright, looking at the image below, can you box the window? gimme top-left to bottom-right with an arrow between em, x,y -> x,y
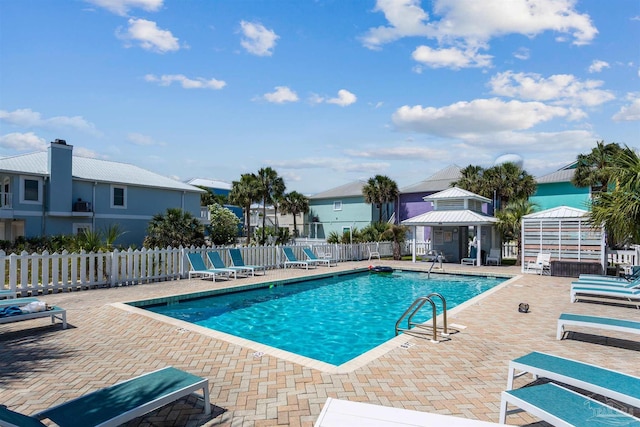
111,185 -> 127,208
20,176 -> 42,204
333,201 -> 342,211
73,223 -> 92,235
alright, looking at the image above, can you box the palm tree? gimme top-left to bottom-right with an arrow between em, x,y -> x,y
589,145 -> 640,246
280,191 -> 309,237
229,173 -> 260,245
496,199 -> 538,265
363,175 -> 398,223
256,167 -> 286,243
453,165 -> 484,194
381,224 -> 408,260
143,208 -> 205,248
378,175 -> 399,222
572,141 -> 623,193
484,162 -> 537,210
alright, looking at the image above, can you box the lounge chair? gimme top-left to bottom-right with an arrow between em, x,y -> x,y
570,285 -> 640,308
186,253 -> 234,281
500,382 -> 640,426
461,246 -> 478,266
367,246 -> 381,261
315,397 -> 501,427
524,253 -> 551,275
0,289 -> 16,299
0,366 -> 210,427
207,251 -> 252,277
505,351 -> 640,409
282,247 -> 315,269
485,248 -> 501,266
570,276 -> 640,290
579,266 -> 640,282
0,298 -> 67,329
557,313 -> 640,340
228,248 -> 266,275
302,248 -> 335,267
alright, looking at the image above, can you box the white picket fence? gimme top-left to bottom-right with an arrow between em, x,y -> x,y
0,242 -> 393,297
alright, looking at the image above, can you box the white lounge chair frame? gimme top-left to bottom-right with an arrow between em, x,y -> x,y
0,298 -> 67,329
282,247 -> 314,269
500,382 -> 640,426
570,285 -> 640,308
524,253 -> 551,275
302,248 -> 335,267
315,397 -> 500,427
505,351 -> 640,409
0,366 -> 210,427
557,313 -> 640,340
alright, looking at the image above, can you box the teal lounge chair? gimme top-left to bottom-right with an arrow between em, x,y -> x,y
206,251 -> 250,277
571,285 -> 640,308
579,265 -> 640,282
282,247 -> 314,269
500,382 -> 640,426
571,276 -> 640,290
302,248 -> 335,267
186,253 -> 234,281
557,313 -> 640,340
228,248 -> 266,275
0,366 -> 210,427
505,351 -> 640,409
0,289 -> 16,299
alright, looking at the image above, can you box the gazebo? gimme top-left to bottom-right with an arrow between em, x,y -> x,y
521,206 -> 605,276
402,187 -> 499,265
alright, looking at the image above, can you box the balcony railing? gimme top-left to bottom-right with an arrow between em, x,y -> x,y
0,193 -> 12,209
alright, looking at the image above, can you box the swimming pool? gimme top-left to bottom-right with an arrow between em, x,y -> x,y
139,270 -> 505,366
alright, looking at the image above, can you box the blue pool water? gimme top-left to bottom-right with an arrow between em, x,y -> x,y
144,271 -> 504,365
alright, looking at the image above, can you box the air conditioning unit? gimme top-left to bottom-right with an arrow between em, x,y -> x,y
73,201 -> 91,212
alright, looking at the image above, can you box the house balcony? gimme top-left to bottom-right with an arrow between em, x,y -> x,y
0,193 -> 12,209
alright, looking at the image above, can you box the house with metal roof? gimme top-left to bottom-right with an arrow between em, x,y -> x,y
397,165 -> 462,243
307,181 -> 390,239
529,162 -> 590,211
0,140 -> 203,247
402,187 -> 499,264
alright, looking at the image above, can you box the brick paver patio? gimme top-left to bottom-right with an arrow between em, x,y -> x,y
2,261 -> 639,426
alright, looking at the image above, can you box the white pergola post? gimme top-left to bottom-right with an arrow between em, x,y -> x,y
411,225 -> 417,263
476,225 -> 482,266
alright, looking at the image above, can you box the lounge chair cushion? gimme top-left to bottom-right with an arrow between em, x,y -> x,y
36,366 -> 210,426
0,405 -> 47,427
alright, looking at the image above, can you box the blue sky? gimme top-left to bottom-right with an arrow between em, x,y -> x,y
0,0 -> 638,194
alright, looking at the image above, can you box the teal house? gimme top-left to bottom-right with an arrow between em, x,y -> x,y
307,181 -> 391,239
529,163 -> 591,211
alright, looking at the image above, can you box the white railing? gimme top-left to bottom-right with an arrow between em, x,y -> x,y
1,242 -> 397,297
606,247 -> 639,267
1,192 -> 12,209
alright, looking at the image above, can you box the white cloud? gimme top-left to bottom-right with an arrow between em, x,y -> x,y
345,146 -> 451,161
412,45 -> 492,69
612,94 -> 640,122
271,157 -> 389,173
513,47 -> 530,60
144,74 -> 226,89
392,98 -> 573,136
588,59 -> 610,73
117,18 -> 180,53
84,0 -> 163,16
429,0 -> 597,45
0,132 -> 47,152
239,21 -> 279,56
261,86 -> 299,103
325,90 -> 358,106
127,132 -> 167,146
362,0 -> 598,58
488,71 -> 615,107
0,108 -> 100,134
360,0 -> 432,49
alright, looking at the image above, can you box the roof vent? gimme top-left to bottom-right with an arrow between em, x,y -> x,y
53,139 -> 67,145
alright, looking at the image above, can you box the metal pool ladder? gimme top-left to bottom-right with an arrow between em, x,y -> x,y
395,293 -> 449,343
